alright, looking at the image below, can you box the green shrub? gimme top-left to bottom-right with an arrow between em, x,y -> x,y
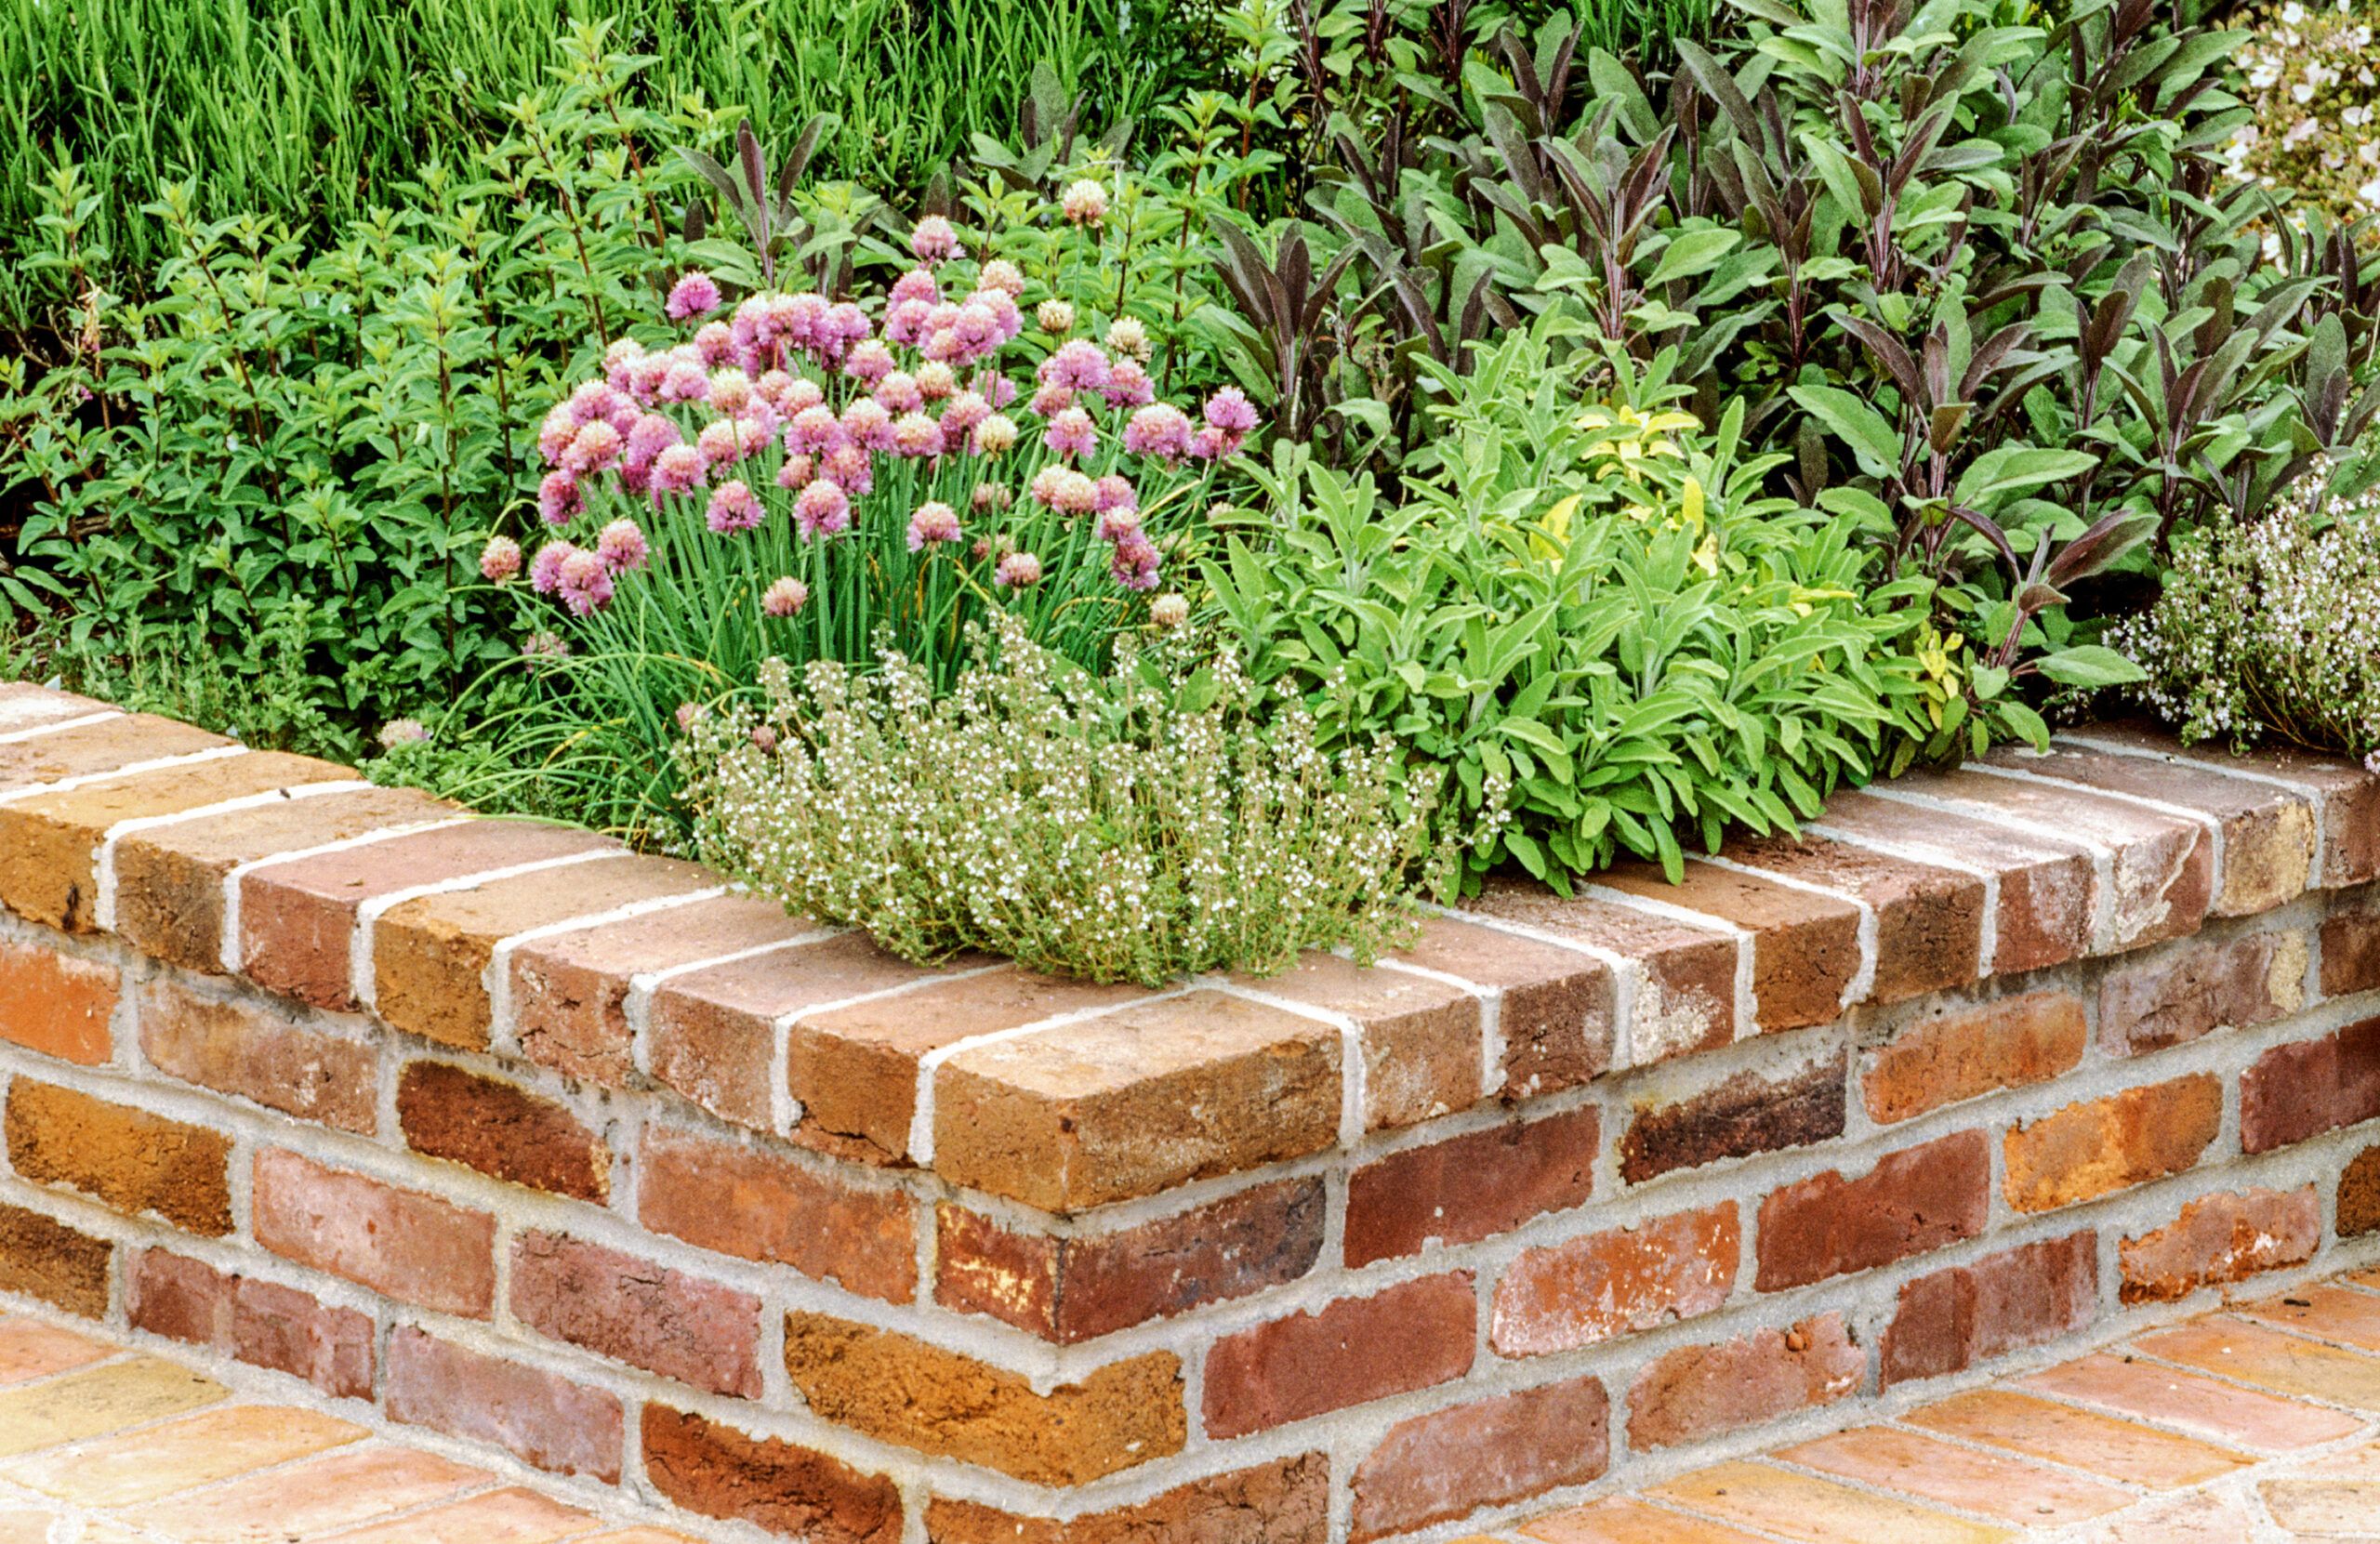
1211,319 -> 1941,888
678,620 -> 1452,985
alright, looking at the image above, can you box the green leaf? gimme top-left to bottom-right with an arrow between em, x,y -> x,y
2033,645 -> 2147,689
1646,228 -> 1741,287
1789,384 -> 1904,479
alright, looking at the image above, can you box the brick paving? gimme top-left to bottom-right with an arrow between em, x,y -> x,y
0,1313 -> 696,1543
1506,1264 -> 2380,1542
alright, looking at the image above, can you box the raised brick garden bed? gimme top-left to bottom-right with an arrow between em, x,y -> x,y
0,680 -> 2376,1542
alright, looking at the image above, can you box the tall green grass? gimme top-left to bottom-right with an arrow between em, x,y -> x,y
0,0 -> 1178,320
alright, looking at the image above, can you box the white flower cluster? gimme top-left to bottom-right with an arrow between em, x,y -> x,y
673,620 -> 1458,985
2111,461 -> 2380,772
2226,0 -> 2380,222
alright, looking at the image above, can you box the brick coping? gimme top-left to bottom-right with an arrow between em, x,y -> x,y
0,680 -> 2373,1215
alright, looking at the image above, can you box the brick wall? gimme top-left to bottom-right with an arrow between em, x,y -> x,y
1,682 -> 2377,1542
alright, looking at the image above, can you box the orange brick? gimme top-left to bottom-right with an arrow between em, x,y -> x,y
5,1079 -> 231,1234
1645,1461 -> 2013,1544
1492,1204 -> 1739,1357
0,941 -> 115,1065
636,1126 -> 916,1303
1776,1426 -> 2130,1526
1861,990 -> 2084,1124
641,1406 -> 902,1544
2131,1317 -> 2380,1410
2002,1074 -> 2222,1212
2120,1185 -> 2320,1303
0,1204 -> 111,1317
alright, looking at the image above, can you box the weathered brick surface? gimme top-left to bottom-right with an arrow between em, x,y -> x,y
1203,1273 -> 1476,1439
641,1406 -> 904,1544
1388,916 -> 1621,1094
1881,1232 -> 2097,1387
1343,1106 -> 1598,1267
1626,1313 -> 1863,1449
933,991 -> 1342,1210
139,977 -> 376,1133
1234,952 -> 1482,1129
1754,1131 -> 1990,1290
0,939 -> 117,1065
2345,1143 -> 2380,1236
0,713 -> 227,797
1597,861 -> 1862,1031
2240,1015 -> 2380,1152
509,1231 -> 763,1398
935,1180 -> 1324,1343
1619,1042 -> 1847,1183
2069,725 -> 2380,887
2099,930 -> 2306,1055
6,1078 -> 231,1234
0,1201 -> 111,1316
636,1126 -> 916,1303
2323,902 -> 2380,998
395,1060 -> 609,1202
126,1248 -> 374,1399
1813,790 -> 2095,973
1463,886 -> 1738,1068
386,1326 -> 624,1481
2003,1074 -> 2225,1212
251,1148 -> 496,1316
1492,1204 -> 1739,1357
1723,834 -> 1985,1002
924,1456 -> 1328,1544
1862,990 -> 2086,1125
781,1312 -> 1183,1484
1349,1377 -> 1609,1542
2120,1185 -> 2322,1303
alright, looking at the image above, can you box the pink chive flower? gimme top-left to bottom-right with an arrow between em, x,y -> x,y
972,414 -> 1019,455
1102,358 -> 1155,409
980,258 -> 1025,295
667,271 -> 722,320
794,478 -> 852,538
649,444 -> 707,497
603,337 -> 646,389
693,321 -> 735,365
529,541 -> 575,594
842,398 -> 893,450
707,367 -> 754,416
821,442 -> 873,495
995,550 -> 1045,588
787,403 -> 844,455
892,412 -> 945,458
1040,340 -> 1110,392
697,419 -> 748,467
972,482 -> 1012,512
754,369 -> 798,411
1202,387 -> 1259,453
1123,402 -> 1193,461
874,371 -> 924,415
537,470 -> 583,526
1028,382 -> 1076,418
660,357 -> 710,402
1105,317 -> 1151,361
1111,532 -> 1161,591
537,403 -> 578,464
890,268 -> 941,308
982,373 -> 1020,408
558,548 -> 615,614
1043,406 -> 1097,459
626,412 -> 682,468
844,339 -> 895,386
910,216 -> 959,263
596,518 -> 651,572
762,576 -> 811,617
781,376 -> 826,416
562,419 -> 624,476
1151,593 -> 1189,627
1037,298 -> 1076,335
776,451 -> 817,490
1095,504 -> 1144,542
1093,474 -> 1138,514
914,361 -> 957,401
706,480 -> 765,534
906,501 -> 961,551
568,379 -> 621,425
480,535 -> 522,582
1061,178 -> 1109,225
939,389 -> 991,439
1190,424 -> 1229,461
1052,468 -> 1099,514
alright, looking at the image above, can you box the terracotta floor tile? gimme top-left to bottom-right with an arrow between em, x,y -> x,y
311,1486 -> 596,1544
0,1357 -> 225,1458
2,1402 -> 364,1507
573,1535 -> 714,1543
1901,1390 -> 2250,1488
1646,1460 -> 2017,1543
1522,1498 -> 1776,1543
2134,1319 -> 2380,1412
2016,1353 -> 2367,1450
2303,1442 -> 2380,1478
0,1317 -> 112,1384
2241,1287 -> 2380,1354
1777,1425 -> 2135,1525
0,1511 -> 58,1544
2349,1268 -> 2380,1291
2081,1490 -> 2268,1544
2264,1477 -> 2380,1536
125,1443 -> 496,1543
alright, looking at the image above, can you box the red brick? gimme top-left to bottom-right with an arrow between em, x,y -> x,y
924,1456 -> 1327,1544
935,1179 -> 1323,1343
1345,1106 -> 1598,1267
1202,1273 -> 1475,1439
647,931 -> 957,1135
237,819 -> 615,1010
1597,861 -> 1861,1031
1861,990 -> 2085,1125
1619,1041 -> 1846,1183
641,1406 -> 903,1544
125,1248 -> 374,1400
509,1231 -> 762,1398
1389,915 -> 1622,1093
138,977 -> 375,1133
2068,726 -> 2380,888
1626,1313 -> 1863,1449
1722,834 -> 1985,1003
112,785 -> 450,973
0,1201 -> 111,1317
2241,1016 -> 2380,1153
386,1326 -> 622,1482
2120,1185 -> 2321,1303
373,855 -> 710,1049
1231,953 -> 1482,1128
2323,903 -> 2380,997
1492,1203 -> 1739,1357
1350,1377 -> 1609,1542
2344,1143 -> 2380,1236
2098,930 -> 2306,1055
396,1061 -> 609,1202
509,893 -> 813,1088
0,940 -> 116,1065
251,1148 -> 496,1316
1464,885 -> 1739,1067
6,1078 -> 231,1234
1813,789 -> 2095,974
1881,1232 -> 2097,1387
2003,1074 -> 2225,1211
637,1126 -> 916,1303
1754,1131 -> 1989,1290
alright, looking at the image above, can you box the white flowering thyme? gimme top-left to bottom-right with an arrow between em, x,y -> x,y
2109,462 -> 2380,772
2226,0 -> 2380,225
674,619 -> 1461,985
